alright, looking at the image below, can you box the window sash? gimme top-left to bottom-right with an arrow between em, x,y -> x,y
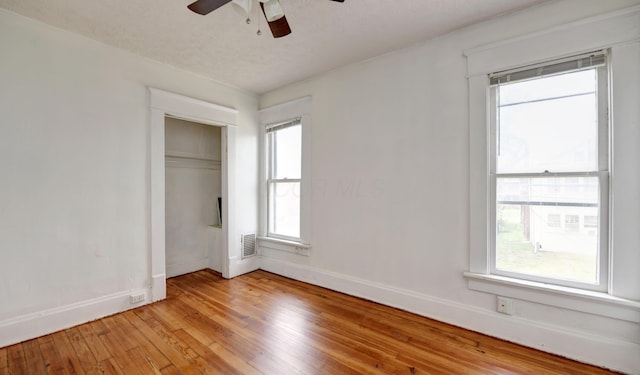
266,121 -> 303,241
267,123 -> 301,180
488,64 -> 609,291
267,180 -> 301,240
490,173 -> 609,290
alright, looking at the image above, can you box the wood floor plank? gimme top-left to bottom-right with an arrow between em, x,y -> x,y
0,269 -> 621,375
159,364 -> 183,375
173,328 -> 245,375
157,297 -> 266,364
91,317 -> 145,375
126,346 -> 164,374
51,330 -> 87,375
21,339 -> 47,375
143,314 -> 200,360
96,357 -> 125,375
6,344 -> 28,375
123,310 -> 201,375
170,280 -> 325,374
0,346 -> 7,375
37,335 -> 69,375
142,313 -> 215,375
65,326 -> 103,375
75,323 -> 112,362
171,278 -> 322,372
241,275 -> 456,373
111,313 -> 172,371
206,342 -> 263,375
100,315 -> 139,352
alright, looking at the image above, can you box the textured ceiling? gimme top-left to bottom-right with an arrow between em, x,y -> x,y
0,0 -> 547,94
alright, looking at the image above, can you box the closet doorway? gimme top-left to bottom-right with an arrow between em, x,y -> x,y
165,118 -> 223,277
149,87 -> 238,303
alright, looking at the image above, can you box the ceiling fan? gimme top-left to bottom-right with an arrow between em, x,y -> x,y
187,0 -> 345,38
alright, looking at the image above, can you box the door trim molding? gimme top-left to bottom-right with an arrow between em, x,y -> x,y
149,88 -> 237,301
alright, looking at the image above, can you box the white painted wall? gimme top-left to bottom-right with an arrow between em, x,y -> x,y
0,8 -> 258,345
0,1 -> 638,372
165,118 -> 222,277
259,1 -> 640,374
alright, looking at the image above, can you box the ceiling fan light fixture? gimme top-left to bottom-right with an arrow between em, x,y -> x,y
187,0 -> 344,38
231,0 -> 252,19
260,0 -> 285,22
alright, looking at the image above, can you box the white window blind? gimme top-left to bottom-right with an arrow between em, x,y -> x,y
266,117 -> 301,133
489,51 -> 607,85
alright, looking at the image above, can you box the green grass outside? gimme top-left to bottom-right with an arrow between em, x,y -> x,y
496,207 -> 597,284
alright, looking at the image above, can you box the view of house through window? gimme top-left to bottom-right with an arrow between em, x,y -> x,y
492,62 -> 608,287
267,120 -> 302,240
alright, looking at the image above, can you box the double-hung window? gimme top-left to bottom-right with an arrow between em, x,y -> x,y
466,8 -> 640,329
489,52 -> 609,291
260,96 -> 311,250
266,118 -> 302,241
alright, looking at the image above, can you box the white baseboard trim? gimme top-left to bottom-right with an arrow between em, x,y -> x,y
0,287 -> 151,348
166,257 -> 209,278
228,256 -> 260,278
259,257 -> 640,375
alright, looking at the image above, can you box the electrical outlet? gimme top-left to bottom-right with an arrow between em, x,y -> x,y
497,296 -> 514,315
130,293 -> 145,304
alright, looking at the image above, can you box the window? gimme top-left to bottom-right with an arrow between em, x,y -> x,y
547,214 -> 561,228
584,215 -> 598,228
490,53 -> 609,290
259,96 -> 311,249
465,8 -> 640,323
564,215 -> 580,232
266,118 -> 302,240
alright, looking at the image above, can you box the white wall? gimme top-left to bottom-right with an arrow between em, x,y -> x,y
1,0 -> 638,372
259,1 -> 640,373
0,8 -> 258,345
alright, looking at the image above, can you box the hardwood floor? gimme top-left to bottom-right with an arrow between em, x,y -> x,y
1,270 -> 620,374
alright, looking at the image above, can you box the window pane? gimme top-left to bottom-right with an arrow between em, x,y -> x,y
547,214 -> 561,228
499,69 -> 596,105
270,181 -> 300,238
273,124 -> 301,179
496,177 -> 599,284
497,70 -> 598,174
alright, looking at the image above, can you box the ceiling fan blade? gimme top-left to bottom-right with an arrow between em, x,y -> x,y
266,15 -> 292,38
331,0 -> 345,2
187,0 -> 232,15
260,3 -> 292,38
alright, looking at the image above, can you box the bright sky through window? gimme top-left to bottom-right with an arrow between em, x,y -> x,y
494,69 -> 603,285
268,123 -> 302,239
497,70 -> 598,174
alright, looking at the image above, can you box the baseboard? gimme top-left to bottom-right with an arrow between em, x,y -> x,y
166,257 -> 209,278
259,257 -> 639,375
0,287 -> 151,348
228,255 -> 260,278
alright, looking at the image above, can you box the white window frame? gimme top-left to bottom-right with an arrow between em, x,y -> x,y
488,57 -> 610,292
464,6 -> 640,322
259,97 -> 312,251
266,118 -> 302,241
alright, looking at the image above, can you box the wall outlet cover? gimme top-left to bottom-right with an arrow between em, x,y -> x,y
497,296 -> 515,315
130,293 -> 145,304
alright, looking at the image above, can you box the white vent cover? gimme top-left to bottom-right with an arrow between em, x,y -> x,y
242,234 -> 256,258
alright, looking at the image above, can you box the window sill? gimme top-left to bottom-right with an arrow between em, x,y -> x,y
463,272 -> 640,323
257,236 -> 311,256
